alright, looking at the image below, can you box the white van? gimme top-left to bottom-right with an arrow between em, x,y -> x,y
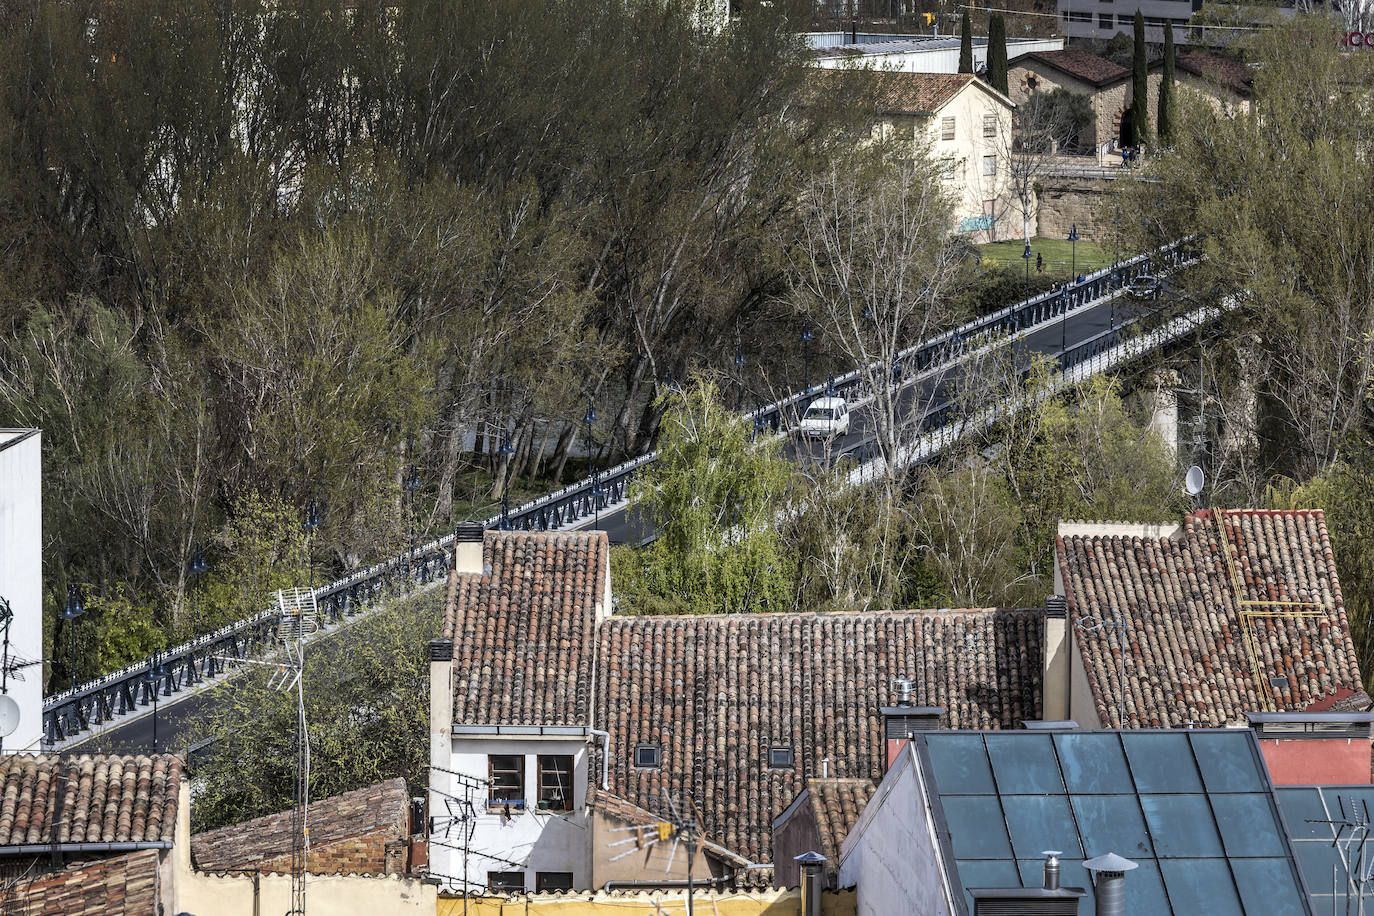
800,397 -> 851,439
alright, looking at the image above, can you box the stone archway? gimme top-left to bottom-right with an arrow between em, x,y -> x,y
1117,105 -> 1134,148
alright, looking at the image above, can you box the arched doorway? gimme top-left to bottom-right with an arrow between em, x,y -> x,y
1118,105 -> 1135,147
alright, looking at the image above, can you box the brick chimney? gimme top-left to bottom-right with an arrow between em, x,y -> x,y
882,677 -> 943,771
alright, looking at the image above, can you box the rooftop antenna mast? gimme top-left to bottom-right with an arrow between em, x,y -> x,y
603,790 -> 705,915
427,764 -> 492,913
275,587 -> 317,916
216,587 -> 317,915
1307,795 -> 1374,916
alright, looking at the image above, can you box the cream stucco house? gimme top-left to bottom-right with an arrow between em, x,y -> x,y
865,72 -> 1020,243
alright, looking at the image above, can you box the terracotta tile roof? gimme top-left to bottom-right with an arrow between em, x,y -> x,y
809,69 -> 986,115
1176,52 -> 1254,98
594,608 -> 1043,864
191,778 -> 410,874
0,754 -> 181,847
806,778 -> 877,863
1009,48 -> 1130,88
1057,509 -> 1368,729
10,848 -> 161,915
446,531 -> 608,726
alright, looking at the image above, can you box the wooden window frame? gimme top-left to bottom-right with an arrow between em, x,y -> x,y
941,116 -> 956,140
537,754 -> 575,812
488,754 -> 525,811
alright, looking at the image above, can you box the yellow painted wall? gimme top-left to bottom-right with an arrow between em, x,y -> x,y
438,888 -> 857,916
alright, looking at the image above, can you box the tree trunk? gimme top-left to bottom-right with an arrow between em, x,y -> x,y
550,424 -> 576,483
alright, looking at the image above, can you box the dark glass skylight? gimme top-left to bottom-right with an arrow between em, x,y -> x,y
920,730 -> 1310,915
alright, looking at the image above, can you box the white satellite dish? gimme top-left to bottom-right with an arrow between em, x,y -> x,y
1184,465 -> 1205,497
0,694 -> 20,739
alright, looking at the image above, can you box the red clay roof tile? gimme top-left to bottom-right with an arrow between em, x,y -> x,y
0,754 -> 180,848
1057,509 -> 1367,729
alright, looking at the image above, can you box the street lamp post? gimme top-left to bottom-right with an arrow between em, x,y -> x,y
800,323 -> 814,394
734,344 -> 746,412
583,399 -> 599,530
1021,242 -> 1032,302
147,649 -> 165,753
303,499 -> 321,591
1064,224 -> 1080,358
60,585 -> 85,691
404,464 -> 422,576
498,437 -> 515,530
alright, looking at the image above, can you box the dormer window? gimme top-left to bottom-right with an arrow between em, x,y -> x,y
633,744 -> 661,769
768,746 -> 794,769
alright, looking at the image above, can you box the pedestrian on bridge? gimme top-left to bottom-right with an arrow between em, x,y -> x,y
1036,252 -> 1044,273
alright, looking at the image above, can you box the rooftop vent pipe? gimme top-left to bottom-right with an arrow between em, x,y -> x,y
1042,850 -> 1061,891
1084,853 -> 1137,916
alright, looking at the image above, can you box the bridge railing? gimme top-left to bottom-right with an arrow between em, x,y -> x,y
41,238 -> 1198,746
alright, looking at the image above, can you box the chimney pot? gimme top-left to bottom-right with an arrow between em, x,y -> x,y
1042,850 -> 1062,890
453,521 -> 486,575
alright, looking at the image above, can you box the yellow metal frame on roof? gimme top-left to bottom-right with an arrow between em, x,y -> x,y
1213,510 -> 1331,711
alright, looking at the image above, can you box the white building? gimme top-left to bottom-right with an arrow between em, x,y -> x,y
0,429 -> 43,752
427,523 -> 612,894
809,33 -> 1064,74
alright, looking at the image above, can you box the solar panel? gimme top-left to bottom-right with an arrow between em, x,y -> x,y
921,730 -> 1312,915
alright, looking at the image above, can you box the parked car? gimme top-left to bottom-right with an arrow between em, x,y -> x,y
1127,274 -> 1162,300
800,397 -> 851,439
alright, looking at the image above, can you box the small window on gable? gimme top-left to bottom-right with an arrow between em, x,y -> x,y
769,747 -> 794,769
983,113 -> 996,138
634,744 -> 661,769
983,154 -> 997,177
941,116 -> 955,140
941,157 -> 956,181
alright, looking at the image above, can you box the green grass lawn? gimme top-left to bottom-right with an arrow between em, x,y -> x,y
979,237 -> 1118,276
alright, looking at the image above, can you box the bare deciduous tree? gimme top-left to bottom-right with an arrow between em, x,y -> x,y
789,155 -> 968,484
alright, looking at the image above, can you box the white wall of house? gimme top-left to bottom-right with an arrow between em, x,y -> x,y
432,734 -> 593,894
0,430 -> 43,752
838,743 -> 954,916
877,81 -> 1019,242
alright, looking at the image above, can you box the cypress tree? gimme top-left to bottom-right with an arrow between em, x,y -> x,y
987,14 -> 1008,94
959,11 -> 973,74
1131,10 -> 1150,145
1158,21 -> 1175,144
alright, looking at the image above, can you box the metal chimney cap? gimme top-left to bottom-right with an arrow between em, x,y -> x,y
455,521 -> 485,542
794,851 -> 829,865
1083,853 -> 1138,873
1042,850 -> 1063,862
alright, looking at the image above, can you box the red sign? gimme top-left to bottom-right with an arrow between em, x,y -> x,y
1343,31 -> 1374,47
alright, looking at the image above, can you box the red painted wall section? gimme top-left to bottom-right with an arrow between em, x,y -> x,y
1259,738 -> 1371,786
886,738 -> 910,772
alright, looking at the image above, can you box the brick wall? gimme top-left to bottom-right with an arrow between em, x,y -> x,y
246,826 -> 401,876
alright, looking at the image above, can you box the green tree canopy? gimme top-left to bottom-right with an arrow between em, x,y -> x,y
1131,10 -> 1150,145
987,15 -> 1008,93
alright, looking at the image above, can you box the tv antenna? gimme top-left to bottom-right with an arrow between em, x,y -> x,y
214,587 -> 318,915
1306,794 -> 1374,914
604,791 -> 705,915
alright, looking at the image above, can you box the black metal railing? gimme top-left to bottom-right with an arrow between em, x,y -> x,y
41,239 -> 1199,747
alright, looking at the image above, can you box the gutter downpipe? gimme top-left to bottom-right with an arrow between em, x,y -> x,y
589,728 -> 610,790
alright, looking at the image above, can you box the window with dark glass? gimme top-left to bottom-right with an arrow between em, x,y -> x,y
768,747 -> 794,768
536,872 -> 574,892
489,754 -> 524,808
634,744 -> 661,768
538,755 -> 575,811
488,871 -> 525,893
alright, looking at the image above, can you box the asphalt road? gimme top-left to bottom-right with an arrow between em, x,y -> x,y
577,287 -> 1158,546
63,284 -> 1167,755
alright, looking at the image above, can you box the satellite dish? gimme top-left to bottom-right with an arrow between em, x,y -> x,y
1184,465 -> 1205,497
0,695 -> 20,739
